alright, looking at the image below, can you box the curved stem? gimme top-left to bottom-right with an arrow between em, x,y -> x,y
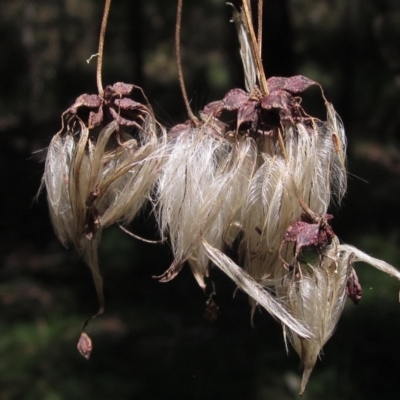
96,0 -> 112,96
176,0 -> 198,125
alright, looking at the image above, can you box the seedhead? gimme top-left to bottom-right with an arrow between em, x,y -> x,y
39,0 -> 400,394
41,0 -> 166,352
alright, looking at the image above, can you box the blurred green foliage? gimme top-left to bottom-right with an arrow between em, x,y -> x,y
1,0 -> 400,399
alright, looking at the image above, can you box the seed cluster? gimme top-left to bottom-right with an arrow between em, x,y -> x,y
40,2 -> 400,394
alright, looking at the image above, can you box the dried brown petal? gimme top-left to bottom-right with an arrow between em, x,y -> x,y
73,94 -> 102,110
267,75 -> 317,94
109,108 -> 142,127
260,90 -> 293,112
88,108 -> 104,129
202,100 -> 224,118
222,88 -> 250,110
114,97 -> 147,111
110,82 -> 134,96
237,100 -> 258,127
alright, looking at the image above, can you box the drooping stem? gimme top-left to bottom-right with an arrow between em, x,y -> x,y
242,0 -> 268,94
176,0 -> 199,125
96,0 -> 112,96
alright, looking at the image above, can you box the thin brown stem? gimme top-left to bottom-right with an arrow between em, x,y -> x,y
96,0 -> 112,96
176,0 -> 199,125
118,224 -> 165,244
257,0 -> 263,56
242,0 -> 268,94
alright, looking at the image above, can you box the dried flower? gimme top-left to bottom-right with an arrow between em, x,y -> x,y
40,2 -> 400,393
42,82 -> 166,334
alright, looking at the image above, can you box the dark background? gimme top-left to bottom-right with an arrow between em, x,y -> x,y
1,0 -> 400,399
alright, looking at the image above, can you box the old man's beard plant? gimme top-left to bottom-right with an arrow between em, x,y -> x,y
40,0 -> 400,393
152,2 -> 400,393
42,82 -> 166,352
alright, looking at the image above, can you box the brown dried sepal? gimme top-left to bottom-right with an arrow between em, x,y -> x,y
279,212 -> 335,269
266,76 -> 316,94
77,332 -> 93,360
64,82 -> 150,130
202,75 -> 318,134
346,269 -> 363,304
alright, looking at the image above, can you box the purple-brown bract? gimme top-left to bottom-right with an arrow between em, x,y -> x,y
279,211 -> 335,269
202,75 -> 317,134
66,82 -> 149,130
346,268 -> 363,304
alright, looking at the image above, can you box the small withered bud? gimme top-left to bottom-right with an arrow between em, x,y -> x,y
279,211 -> 335,269
77,332 -> 93,360
346,269 -> 363,304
